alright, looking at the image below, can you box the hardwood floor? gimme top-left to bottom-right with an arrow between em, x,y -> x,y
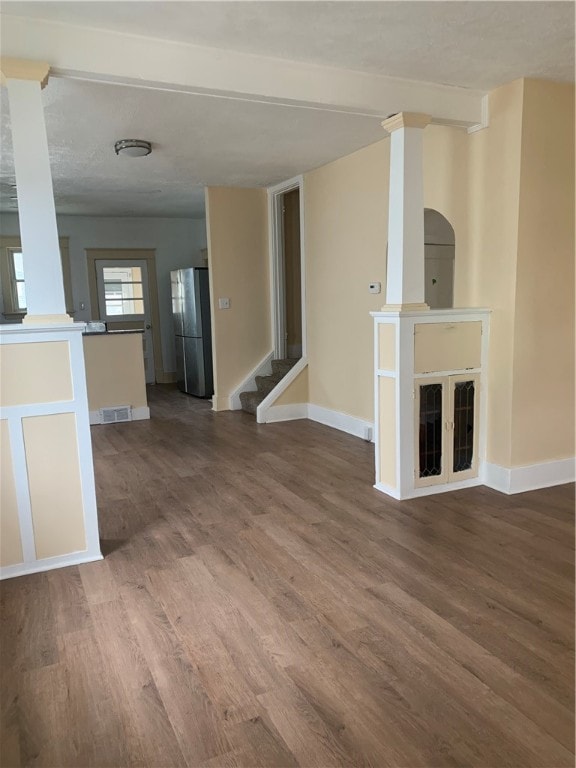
1,384 -> 574,767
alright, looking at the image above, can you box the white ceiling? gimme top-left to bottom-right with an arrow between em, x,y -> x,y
0,2 -> 573,218
0,77 -> 388,217
3,2 -> 574,89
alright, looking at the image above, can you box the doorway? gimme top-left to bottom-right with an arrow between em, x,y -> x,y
269,177 -> 305,361
95,259 -> 155,384
87,248 -> 163,385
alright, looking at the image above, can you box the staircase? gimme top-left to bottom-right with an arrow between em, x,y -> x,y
239,358 -> 299,415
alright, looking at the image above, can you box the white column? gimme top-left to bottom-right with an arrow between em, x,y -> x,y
381,112 -> 431,310
1,58 -> 70,324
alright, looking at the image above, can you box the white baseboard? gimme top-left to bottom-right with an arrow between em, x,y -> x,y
483,457 -> 575,494
375,477 -> 483,500
308,403 -> 374,442
89,406 -> 150,425
264,403 -> 308,423
0,548 -> 103,581
229,351 -> 274,410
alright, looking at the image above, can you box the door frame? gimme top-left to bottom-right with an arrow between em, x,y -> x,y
86,248 -> 164,382
267,175 -> 306,360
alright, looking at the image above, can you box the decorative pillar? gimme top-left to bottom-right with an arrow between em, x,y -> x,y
380,112 -> 431,310
0,58 -> 70,324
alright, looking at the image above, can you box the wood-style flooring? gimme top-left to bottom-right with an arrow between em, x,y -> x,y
1,384 -> 574,767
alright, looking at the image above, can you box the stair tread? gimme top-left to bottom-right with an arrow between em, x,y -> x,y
240,357 -> 301,416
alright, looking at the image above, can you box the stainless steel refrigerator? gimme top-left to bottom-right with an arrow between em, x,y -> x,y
170,267 -> 214,397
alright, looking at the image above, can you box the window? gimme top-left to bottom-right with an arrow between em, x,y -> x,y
8,249 -> 26,311
0,237 -> 73,319
101,266 -> 144,317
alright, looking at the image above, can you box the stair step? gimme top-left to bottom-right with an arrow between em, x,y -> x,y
239,358 -> 300,416
239,390 -> 265,415
255,373 -> 282,395
271,358 -> 299,376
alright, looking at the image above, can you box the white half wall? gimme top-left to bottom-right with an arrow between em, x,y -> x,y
0,213 -> 207,374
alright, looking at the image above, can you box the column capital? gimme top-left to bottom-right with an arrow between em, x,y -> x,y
381,112 -> 431,133
1,58 -> 50,89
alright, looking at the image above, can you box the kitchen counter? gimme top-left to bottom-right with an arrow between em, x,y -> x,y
82,329 -> 144,336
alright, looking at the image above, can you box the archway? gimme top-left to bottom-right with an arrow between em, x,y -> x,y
424,209 -> 455,309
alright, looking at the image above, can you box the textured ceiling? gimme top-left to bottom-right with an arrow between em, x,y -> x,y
0,77 -> 387,217
1,1 -> 573,218
3,1 -> 574,89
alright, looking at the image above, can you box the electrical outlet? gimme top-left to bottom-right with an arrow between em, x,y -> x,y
369,282 -> 381,294
218,297 -> 231,310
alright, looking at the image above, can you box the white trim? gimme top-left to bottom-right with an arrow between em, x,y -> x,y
7,416 -> 36,562
263,403 -> 308,423
374,476 -> 482,500
267,175 -> 307,360
89,405 -> 150,425
0,325 -> 102,579
483,458 -> 575,495
256,356 -> 308,424
0,321 -> 85,339
0,549 -> 103,581
2,15 -> 485,129
371,307 -> 491,319
308,403 -> 374,442
229,351 -> 274,410
467,94 -> 490,134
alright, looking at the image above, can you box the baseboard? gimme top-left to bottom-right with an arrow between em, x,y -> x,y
483,457 -> 575,494
229,351 -> 274,410
155,371 -> 177,384
89,406 -> 150,425
256,357 -> 308,423
308,403 -> 374,442
0,549 -> 103,581
264,403 -> 308,423
374,477 -> 483,500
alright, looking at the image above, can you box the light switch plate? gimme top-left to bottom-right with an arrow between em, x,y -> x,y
369,282 -> 381,294
218,297 -> 231,309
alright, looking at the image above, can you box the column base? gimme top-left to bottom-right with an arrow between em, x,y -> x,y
22,313 -> 74,325
380,302 -> 430,312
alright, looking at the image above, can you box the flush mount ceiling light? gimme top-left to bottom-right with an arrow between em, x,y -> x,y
114,139 -> 152,158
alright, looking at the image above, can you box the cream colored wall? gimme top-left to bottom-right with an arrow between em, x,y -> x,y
273,367 -> 309,406
0,419 -> 23,567
23,413 -> 86,559
304,140 -> 388,422
205,187 -> 270,411
465,80 -> 524,467
0,334 -> 97,573
511,80 -> 575,465
304,124 -> 470,423
423,125 -> 469,302
83,333 -> 148,411
0,340 -> 73,405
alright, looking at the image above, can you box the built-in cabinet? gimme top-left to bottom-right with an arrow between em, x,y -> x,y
372,308 -> 490,500
415,373 -> 479,487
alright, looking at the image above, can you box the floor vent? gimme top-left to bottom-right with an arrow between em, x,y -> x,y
100,406 -> 133,424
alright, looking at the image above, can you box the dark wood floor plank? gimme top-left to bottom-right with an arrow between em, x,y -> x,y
0,384 -> 573,768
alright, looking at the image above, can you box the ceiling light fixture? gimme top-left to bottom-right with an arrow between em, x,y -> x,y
114,139 -> 152,158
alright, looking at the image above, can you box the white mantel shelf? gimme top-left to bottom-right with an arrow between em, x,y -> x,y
371,307 -> 492,318
0,322 -> 86,335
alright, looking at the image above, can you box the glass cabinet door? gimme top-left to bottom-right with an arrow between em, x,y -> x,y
449,374 -> 479,481
416,379 -> 447,486
415,374 -> 480,487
